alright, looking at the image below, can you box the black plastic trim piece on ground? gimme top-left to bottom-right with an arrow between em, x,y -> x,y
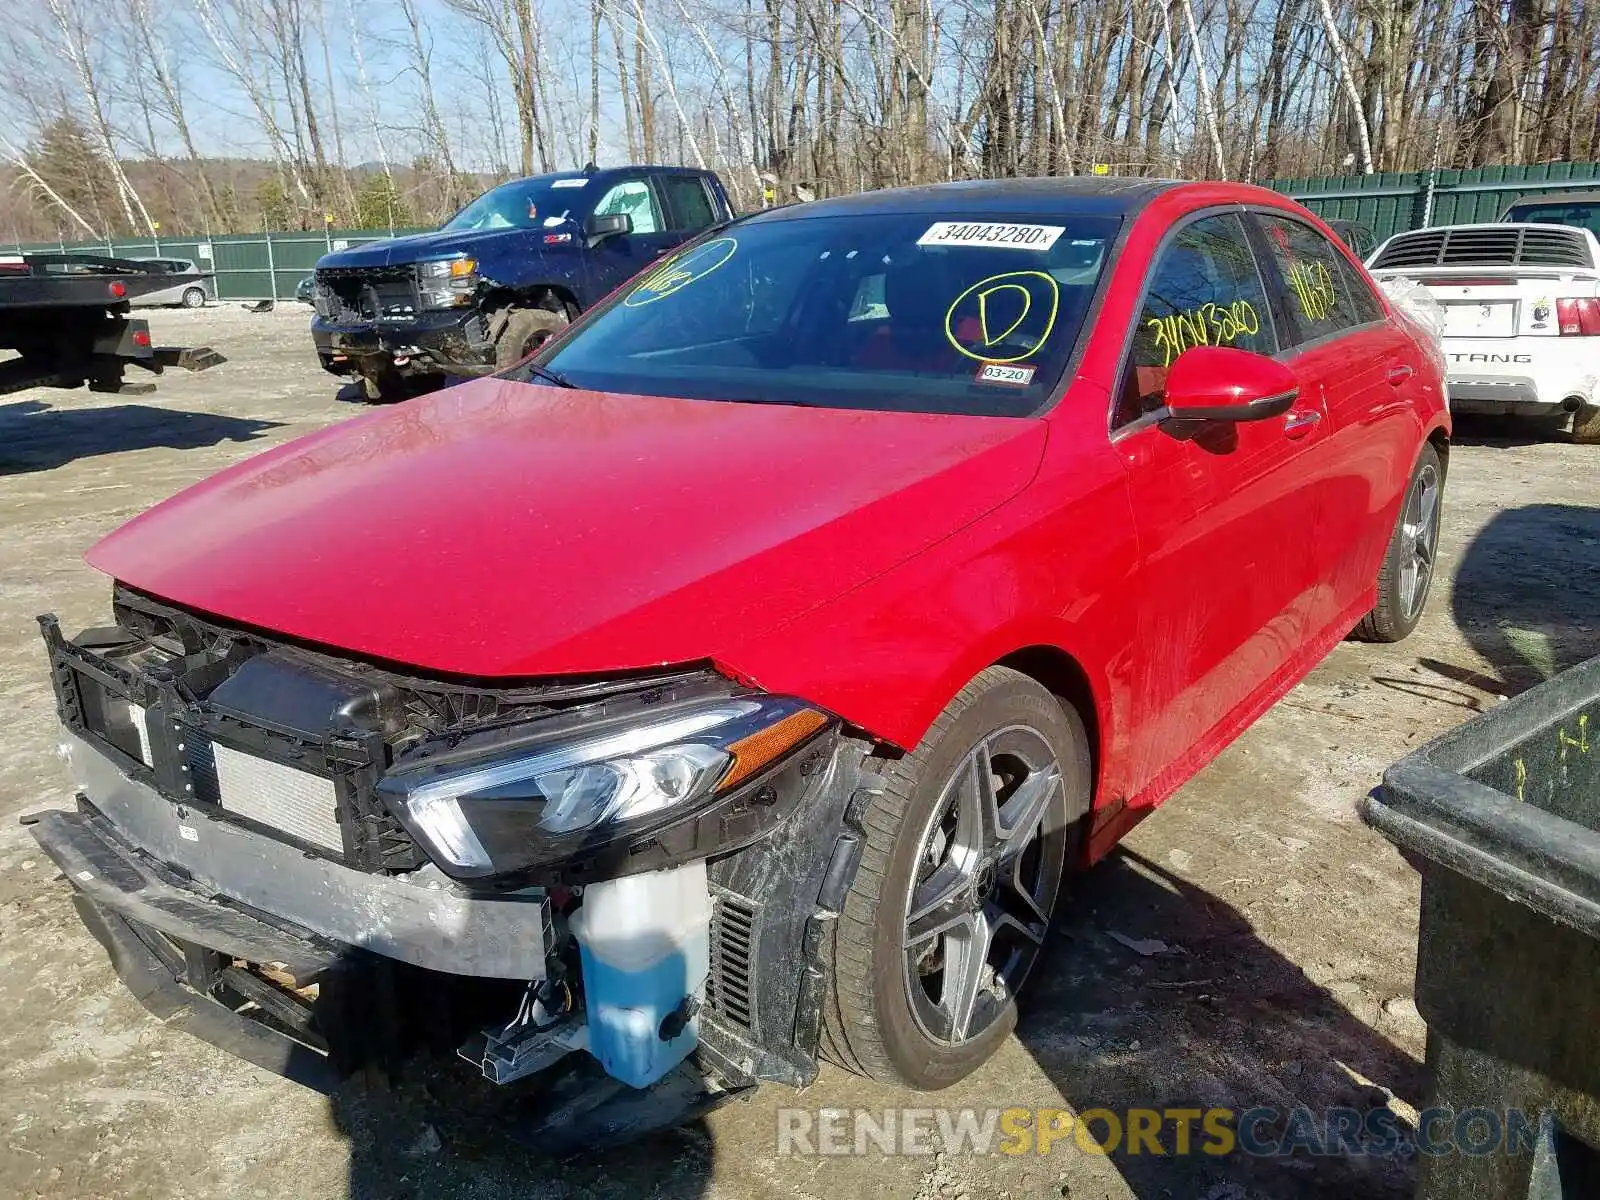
68,892 -> 342,1094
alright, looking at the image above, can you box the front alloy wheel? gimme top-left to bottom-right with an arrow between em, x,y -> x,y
821,667 -> 1090,1090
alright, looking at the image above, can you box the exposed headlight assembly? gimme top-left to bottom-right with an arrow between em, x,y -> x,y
418,256 -> 478,308
377,693 -> 834,883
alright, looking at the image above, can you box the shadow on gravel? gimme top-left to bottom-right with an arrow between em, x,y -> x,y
328,1067 -> 719,1200
1446,412 -> 1576,448
1441,502 -> 1600,696
0,398 -> 282,474
1018,848 -> 1424,1199
304,953 -> 719,1199
333,377 -> 451,405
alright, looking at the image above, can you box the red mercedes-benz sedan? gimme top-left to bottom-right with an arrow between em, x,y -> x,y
31,179 -> 1447,1114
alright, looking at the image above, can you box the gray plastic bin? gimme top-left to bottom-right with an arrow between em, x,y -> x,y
1362,653 -> 1600,1199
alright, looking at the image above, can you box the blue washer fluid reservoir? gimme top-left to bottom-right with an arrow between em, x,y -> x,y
569,860 -> 713,1089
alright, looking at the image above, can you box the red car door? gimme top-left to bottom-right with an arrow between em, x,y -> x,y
1112,211 -> 1331,802
1248,211 -> 1426,644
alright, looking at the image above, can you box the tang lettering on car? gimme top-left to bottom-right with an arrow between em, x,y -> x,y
918,222 -> 1067,251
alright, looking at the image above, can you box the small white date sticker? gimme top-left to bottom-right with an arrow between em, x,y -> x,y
977,362 -> 1036,386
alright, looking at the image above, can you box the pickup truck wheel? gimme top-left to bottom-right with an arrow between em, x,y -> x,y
495,307 -> 568,369
1351,442 -> 1443,642
1574,401 -> 1600,445
821,667 -> 1089,1090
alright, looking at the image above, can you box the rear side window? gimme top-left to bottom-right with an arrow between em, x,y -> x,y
1335,255 -> 1384,324
658,175 -> 717,231
1117,213 -> 1275,426
1255,215 -> 1369,346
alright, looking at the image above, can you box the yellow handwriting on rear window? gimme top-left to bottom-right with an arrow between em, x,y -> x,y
1285,260 -> 1338,323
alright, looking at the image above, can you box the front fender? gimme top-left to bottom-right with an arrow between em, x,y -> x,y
717,433 -> 1140,794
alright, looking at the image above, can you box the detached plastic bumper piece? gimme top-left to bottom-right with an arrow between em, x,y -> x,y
26,805 -> 360,1091
1362,653 -> 1600,1200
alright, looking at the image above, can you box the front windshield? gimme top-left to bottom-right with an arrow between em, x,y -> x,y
525,211 -> 1120,416
440,177 -> 589,232
1506,201 -> 1600,239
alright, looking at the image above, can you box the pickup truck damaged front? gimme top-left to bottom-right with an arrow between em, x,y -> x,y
26,586 -> 861,1123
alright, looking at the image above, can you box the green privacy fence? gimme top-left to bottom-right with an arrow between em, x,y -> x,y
10,226 -> 432,302
1266,161 -> 1600,243
14,161 -> 1600,295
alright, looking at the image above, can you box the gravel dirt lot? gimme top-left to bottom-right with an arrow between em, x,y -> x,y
1,305 -> 1596,1200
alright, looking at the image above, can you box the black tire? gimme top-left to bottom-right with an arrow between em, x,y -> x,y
494,307 -> 569,369
1574,401 -> 1600,445
820,666 -> 1090,1090
1351,442 -> 1444,643
180,287 -> 206,308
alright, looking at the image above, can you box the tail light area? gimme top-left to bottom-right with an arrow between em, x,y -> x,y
1555,297 -> 1600,336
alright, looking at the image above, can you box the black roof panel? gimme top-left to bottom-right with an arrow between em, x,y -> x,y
748,176 -> 1180,223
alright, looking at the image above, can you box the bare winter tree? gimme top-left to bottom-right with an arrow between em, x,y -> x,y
1,0 -> 1599,240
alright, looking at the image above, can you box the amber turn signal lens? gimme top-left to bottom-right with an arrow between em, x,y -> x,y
450,257 -> 478,277
716,708 -> 829,792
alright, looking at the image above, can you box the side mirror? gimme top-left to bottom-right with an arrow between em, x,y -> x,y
1161,345 -> 1298,423
583,212 -> 632,245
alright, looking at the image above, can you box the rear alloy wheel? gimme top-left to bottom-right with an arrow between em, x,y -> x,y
494,307 -> 570,369
821,667 -> 1090,1090
1352,443 -> 1443,643
1573,401 -> 1600,445
181,286 -> 206,308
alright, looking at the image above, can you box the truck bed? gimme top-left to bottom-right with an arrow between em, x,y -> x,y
0,254 -> 224,396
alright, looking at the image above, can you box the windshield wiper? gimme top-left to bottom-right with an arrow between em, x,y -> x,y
522,362 -> 576,389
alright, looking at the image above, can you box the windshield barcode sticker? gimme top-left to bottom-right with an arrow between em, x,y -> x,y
918,222 -> 1066,250
977,363 -> 1036,386
551,178 -> 588,188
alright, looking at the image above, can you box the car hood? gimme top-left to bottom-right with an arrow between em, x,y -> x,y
88,379 -> 1046,678
317,226 -> 573,270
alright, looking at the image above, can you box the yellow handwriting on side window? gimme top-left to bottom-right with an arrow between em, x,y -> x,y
1144,299 -> 1260,367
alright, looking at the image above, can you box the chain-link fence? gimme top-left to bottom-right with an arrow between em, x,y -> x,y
9,225 -> 432,302
16,160 -> 1600,297
1269,161 -> 1600,242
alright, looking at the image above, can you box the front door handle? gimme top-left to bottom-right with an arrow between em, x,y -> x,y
1386,363 -> 1414,386
1283,408 -> 1323,439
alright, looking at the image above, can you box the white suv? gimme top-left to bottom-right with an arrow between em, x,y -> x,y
1367,222 -> 1600,442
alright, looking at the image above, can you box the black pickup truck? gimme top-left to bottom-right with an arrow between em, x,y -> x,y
310,164 -> 733,400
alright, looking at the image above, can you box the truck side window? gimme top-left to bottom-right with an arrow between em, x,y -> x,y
592,180 -> 661,235
1115,213 -> 1276,427
658,175 -> 716,231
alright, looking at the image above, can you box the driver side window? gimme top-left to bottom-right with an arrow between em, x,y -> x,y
1116,213 -> 1276,427
592,179 -> 661,235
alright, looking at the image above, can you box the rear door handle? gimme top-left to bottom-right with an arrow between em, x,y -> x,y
1386,363 -> 1414,386
1283,409 -> 1323,439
